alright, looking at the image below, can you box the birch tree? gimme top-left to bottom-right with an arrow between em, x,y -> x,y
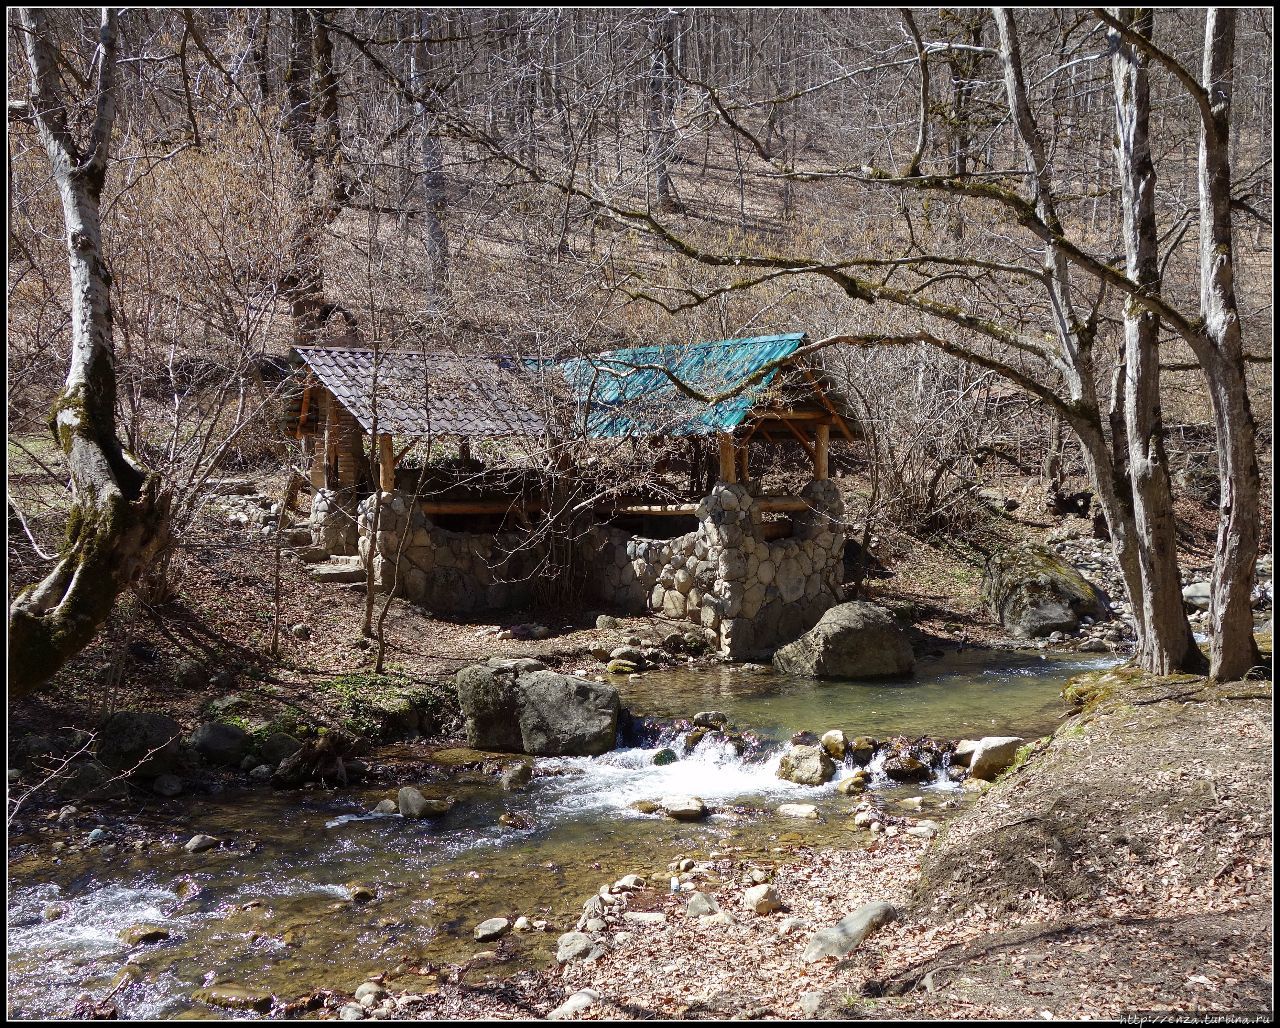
8,8 -> 171,696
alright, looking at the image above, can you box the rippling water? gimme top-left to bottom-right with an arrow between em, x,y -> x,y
7,648 -> 1114,1019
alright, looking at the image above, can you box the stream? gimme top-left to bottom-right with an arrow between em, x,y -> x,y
6,648 -> 1115,1019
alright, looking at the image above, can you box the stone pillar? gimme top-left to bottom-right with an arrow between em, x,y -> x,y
310,486 -> 359,556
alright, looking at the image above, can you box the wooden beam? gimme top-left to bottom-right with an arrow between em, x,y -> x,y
378,433 -> 395,492
718,433 -> 738,483
296,384 -> 312,439
800,367 -> 858,443
757,496 -> 811,512
420,500 -> 544,514
737,439 -> 750,482
323,390 -> 337,490
815,423 -> 830,480
611,503 -> 700,516
779,418 -> 817,462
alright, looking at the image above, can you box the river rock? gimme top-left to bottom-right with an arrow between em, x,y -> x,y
398,787 -> 454,818
772,603 -> 915,679
456,661 -> 619,756
952,740 -> 979,767
192,985 -> 274,1012
982,544 -> 1109,638
652,747 -> 678,766
95,711 -> 184,775
743,884 -> 782,914
474,917 -> 511,942
120,923 -> 170,946
152,774 -> 183,797
187,721 -> 252,767
1182,582 -> 1212,612
777,803 -> 820,819
502,762 -> 533,791
548,989 -> 602,1020
801,901 -> 898,962
777,744 -> 836,786
882,754 -> 931,783
820,730 -> 847,759
261,733 -> 303,765
662,795 -> 707,820
557,931 -> 595,963
693,711 -> 729,728
967,737 -> 1024,781
686,892 -> 719,917
184,834 -> 219,853
354,983 -> 387,1004
54,759 -> 128,801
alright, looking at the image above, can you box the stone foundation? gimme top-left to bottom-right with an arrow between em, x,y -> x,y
588,480 -> 845,659
357,492 -> 544,613
310,487 -> 359,555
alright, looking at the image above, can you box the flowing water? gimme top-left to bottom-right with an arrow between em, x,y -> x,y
6,649 -> 1114,1020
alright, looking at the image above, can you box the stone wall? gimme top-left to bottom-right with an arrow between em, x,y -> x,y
356,492 -> 545,613
588,480 -> 845,659
310,487 -> 359,555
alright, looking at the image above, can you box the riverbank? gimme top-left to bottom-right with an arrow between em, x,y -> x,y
364,664 -> 1272,1021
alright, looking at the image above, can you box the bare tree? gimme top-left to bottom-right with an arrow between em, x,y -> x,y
8,9 -> 171,696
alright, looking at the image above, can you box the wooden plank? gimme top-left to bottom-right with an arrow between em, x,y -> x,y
815,423 -> 830,480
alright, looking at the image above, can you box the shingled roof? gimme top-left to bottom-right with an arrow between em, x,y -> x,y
291,346 -> 547,439
559,332 -> 810,437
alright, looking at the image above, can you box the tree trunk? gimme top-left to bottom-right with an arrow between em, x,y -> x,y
9,8 -> 171,697
1197,9 -> 1262,679
1109,7 -> 1203,673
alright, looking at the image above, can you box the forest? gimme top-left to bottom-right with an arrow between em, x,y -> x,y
6,7 -> 1274,1021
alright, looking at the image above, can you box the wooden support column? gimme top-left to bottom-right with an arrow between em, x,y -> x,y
815,423 -> 830,480
378,433 -> 395,492
322,391 -> 337,490
717,433 -> 738,483
737,439 -> 750,482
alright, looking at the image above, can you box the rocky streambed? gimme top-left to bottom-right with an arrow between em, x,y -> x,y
6,648 -> 1117,1020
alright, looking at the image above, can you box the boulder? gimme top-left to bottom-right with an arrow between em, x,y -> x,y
801,901 -> 898,962
188,722 -> 252,767
882,754 -> 931,783
772,603 -> 915,679
261,733 -> 304,765
95,711 -> 184,776
456,661 -> 619,756
53,759 -> 128,801
982,544 -> 1109,638
967,737 -> 1025,781
777,744 -> 836,786
777,803 -> 820,819
952,740 -> 979,767
548,989 -> 601,1021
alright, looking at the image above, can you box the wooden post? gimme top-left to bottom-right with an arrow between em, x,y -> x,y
737,439 -> 750,482
815,423 -> 830,480
717,433 -> 737,483
459,438 -> 471,462
379,433 -> 395,493
322,391 -> 337,490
